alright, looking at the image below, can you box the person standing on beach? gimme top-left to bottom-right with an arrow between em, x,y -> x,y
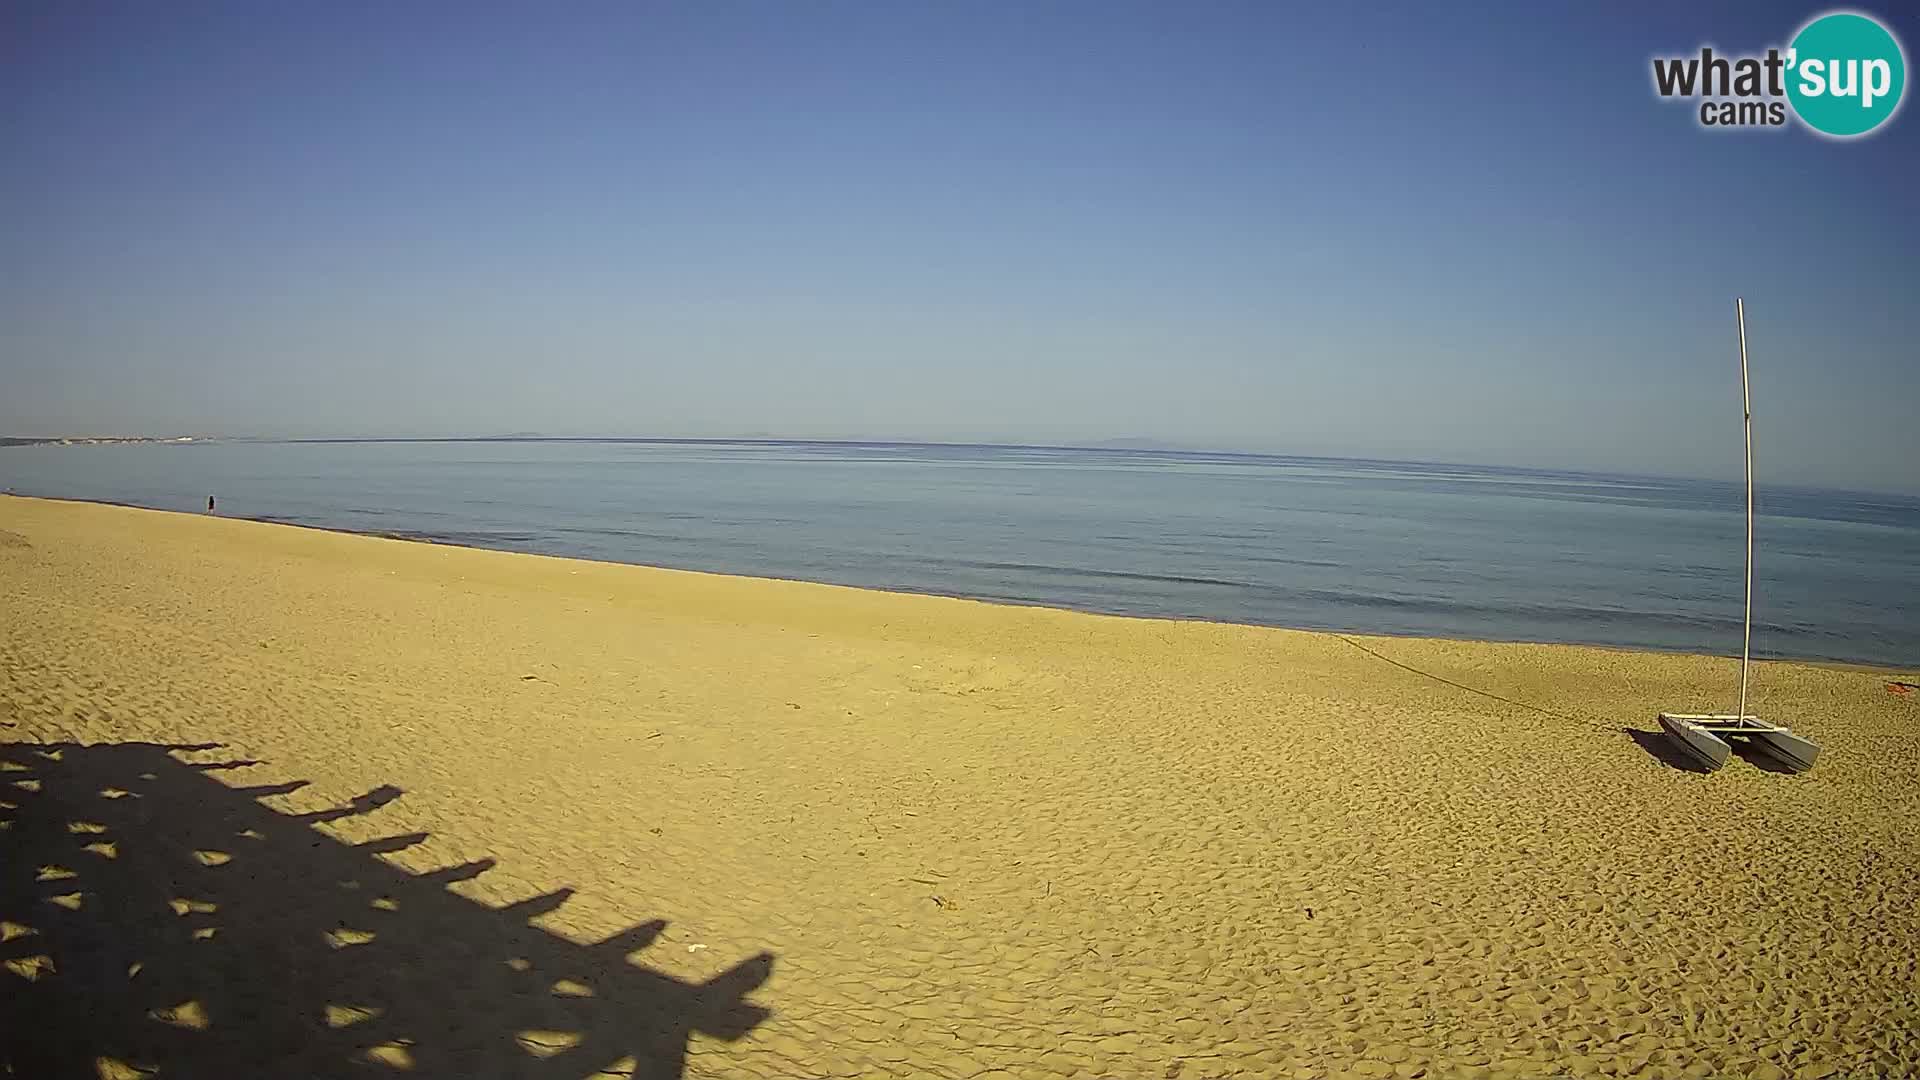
207,494 -> 215,513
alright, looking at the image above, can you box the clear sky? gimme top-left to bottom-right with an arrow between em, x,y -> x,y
3,2 -> 1915,491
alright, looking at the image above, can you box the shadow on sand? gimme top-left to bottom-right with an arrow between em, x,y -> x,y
1622,727 -> 1714,774
0,740 -> 773,1079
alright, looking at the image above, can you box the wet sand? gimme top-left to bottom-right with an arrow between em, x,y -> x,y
3,494 -> 1916,1079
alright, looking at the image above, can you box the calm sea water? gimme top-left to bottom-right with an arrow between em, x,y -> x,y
3,439 -> 1915,668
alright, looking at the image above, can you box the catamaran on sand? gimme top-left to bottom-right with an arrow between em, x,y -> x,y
1658,298 -> 1821,774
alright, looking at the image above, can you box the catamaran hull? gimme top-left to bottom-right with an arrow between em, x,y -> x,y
1747,727 -> 1820,773
1658,713 -> 1732,772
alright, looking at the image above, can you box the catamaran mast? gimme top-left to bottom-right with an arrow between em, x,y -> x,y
1651,299 -> 1819,773
1736,298 -> 1754,720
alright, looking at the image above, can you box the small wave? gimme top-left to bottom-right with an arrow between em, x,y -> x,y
953,559 -> 1251,591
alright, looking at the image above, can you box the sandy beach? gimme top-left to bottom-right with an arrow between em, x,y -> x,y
2,493 -> 1916,1079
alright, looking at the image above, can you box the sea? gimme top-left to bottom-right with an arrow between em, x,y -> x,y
2,439 -> 1915,668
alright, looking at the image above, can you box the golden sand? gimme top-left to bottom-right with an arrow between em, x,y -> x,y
2,494 -> 1916,1079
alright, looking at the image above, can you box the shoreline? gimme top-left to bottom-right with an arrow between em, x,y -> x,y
6,490 -> 1913,675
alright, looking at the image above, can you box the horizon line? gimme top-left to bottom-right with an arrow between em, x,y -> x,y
9,432 -> 1916,500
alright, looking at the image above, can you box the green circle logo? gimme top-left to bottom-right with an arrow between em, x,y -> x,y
1786,11 -> 1907,137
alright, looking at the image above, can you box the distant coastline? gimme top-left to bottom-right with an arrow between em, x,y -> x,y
0,435 -> 208,447
6,433 -> 1917,502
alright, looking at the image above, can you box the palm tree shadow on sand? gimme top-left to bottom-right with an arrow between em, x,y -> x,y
0,741 -> 773,1079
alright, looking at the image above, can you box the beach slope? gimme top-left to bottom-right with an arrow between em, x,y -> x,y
2,495 -> 1916,1079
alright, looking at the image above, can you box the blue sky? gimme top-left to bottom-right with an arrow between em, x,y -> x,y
3,1 -> 1915,491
